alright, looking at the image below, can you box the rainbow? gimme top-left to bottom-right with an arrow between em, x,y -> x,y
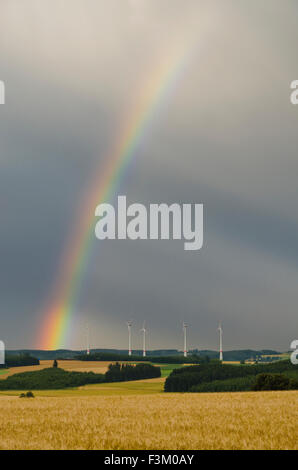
39,46 -> 195,350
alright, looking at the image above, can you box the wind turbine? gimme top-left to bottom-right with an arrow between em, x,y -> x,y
127,321 -> 133,356
218,322 -> 223,362
0,340 -> 4,366
183,322 -> 188,358
86,323 -> 90,355
140,322 -> 147,357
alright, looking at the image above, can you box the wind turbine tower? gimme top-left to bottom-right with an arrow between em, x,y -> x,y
141,322 -> 146,357
127,321 -> 133,356
183,322 -> 188,358
86,323 -> 90,355
218,322 -> 223,362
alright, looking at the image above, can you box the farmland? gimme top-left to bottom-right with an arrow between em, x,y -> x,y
0,361 -> 179,396
0,360 -> 181,380
0,360 -> 111,379
0,360 -> 297,450
0,391 -> 297,450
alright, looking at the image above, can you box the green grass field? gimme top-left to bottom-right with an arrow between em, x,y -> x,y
0,369 -> 9,376
0,378 -> 164,397
158,364 -> 182,377
0,381 -> 163,397
122,363 -> 182,377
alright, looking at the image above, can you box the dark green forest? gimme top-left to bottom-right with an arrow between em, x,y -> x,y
165,360 -> 298,393
0,353 -> 39,368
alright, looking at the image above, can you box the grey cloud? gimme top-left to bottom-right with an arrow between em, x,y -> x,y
0,0 -> 297,351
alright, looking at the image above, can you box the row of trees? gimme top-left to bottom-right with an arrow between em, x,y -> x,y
165,360 -> 298,392
77,351 -> 214,364
252,373 -> 298,391
190,373 -> 298,393
190,376 -> 255,393
105,362 -> 161,382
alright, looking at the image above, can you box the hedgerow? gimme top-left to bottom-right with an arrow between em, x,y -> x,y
164,360 -> 297,392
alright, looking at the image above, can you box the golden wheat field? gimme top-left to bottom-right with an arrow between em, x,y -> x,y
0,391 -> 297,450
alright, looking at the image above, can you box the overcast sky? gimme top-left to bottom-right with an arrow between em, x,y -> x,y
0,0 -> 297,351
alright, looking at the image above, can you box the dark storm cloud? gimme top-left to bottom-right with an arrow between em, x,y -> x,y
0,0 -> 297,350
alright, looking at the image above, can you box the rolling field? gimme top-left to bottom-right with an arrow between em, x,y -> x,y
1,360 -> 297,450
0,377 -> 165,397
0,360 -> 112,379
0,391 -> 297,450
0,362 -> 178,397
0,360 -> 181,380
0,361 -> 179,396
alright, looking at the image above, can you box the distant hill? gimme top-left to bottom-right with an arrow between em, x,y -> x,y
193,349 -> 283,362
0,352 -> 39,368
6,349 -> 183,360
6,348 -> 283,361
